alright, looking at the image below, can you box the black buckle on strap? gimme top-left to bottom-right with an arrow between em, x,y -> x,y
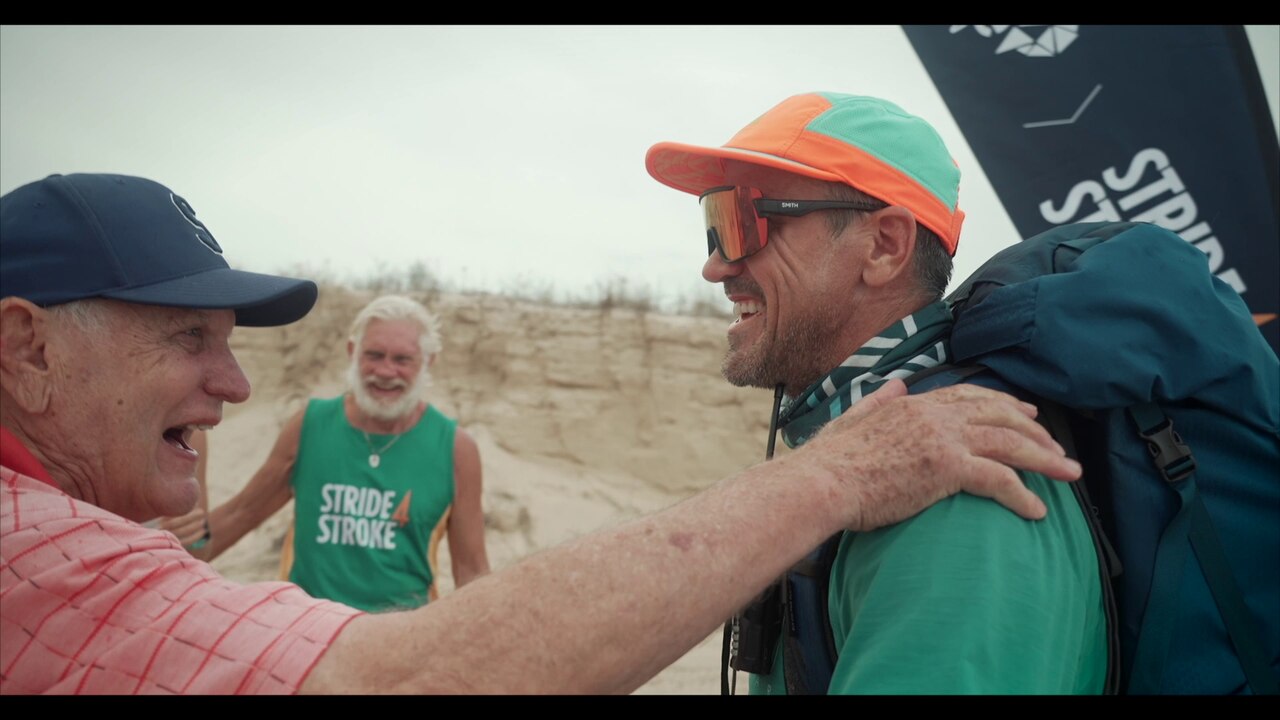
1139,419 -> 1196,484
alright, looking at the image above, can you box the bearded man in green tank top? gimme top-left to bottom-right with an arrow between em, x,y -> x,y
197,295 -> 490,611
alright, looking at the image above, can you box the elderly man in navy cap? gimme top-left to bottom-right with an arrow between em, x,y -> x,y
0,173 -> 1079,694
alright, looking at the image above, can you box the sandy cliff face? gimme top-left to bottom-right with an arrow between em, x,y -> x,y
207,286 -> 776,693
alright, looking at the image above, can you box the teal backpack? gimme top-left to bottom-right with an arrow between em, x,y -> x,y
736,221 -> 1280,695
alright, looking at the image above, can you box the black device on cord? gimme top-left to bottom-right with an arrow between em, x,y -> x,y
721,382 -> 786,695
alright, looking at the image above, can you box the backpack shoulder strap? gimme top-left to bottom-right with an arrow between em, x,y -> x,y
1037,399 -> 1123,694
917,366 -> 1125,693
780,362 -> 1127,695
778,363 -> 1002,694
780,531 -> 844,694
1125,403 -> 1280,695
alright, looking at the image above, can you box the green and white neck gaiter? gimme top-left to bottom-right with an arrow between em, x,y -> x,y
779,301 -> 953,448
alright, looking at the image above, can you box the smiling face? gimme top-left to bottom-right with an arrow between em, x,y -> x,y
43,301 -> 250,521
700,163 -> 879,395
346,317 -> 428,422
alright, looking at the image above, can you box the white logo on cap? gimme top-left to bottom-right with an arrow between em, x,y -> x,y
170,193 -> 223,255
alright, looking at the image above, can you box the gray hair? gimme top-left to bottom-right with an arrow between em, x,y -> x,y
825,183 -> 953,301
48,298 -> 110,333
348,295 -> 442,358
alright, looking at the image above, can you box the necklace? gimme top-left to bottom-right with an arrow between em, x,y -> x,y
362,430 -> 405,468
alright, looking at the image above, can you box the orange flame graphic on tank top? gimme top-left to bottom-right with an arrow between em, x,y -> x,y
391,490 -> 412,527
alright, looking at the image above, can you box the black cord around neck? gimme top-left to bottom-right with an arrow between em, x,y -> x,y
721,382 -> 788,695
766,382 -> 784,461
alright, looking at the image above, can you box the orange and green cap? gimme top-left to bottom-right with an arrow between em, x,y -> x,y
646,92 -> 965,255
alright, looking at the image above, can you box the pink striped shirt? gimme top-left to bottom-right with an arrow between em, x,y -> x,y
1,464 -> 363,694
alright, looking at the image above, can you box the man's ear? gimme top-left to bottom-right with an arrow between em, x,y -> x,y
428,353 -> 437,369
0,297 -> 53,414
347,339 -> 355,359
860,206 -> 918,289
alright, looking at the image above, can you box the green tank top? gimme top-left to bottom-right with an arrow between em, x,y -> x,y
289,396 -> 457,612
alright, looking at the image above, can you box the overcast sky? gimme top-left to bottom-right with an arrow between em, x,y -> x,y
3,25 -> 1277,312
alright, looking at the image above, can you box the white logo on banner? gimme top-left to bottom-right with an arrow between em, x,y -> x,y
950,25 -> 1080,58
1038,147 -> 1246,295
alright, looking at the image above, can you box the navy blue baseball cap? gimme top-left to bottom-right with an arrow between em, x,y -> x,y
0,173 -> 317,327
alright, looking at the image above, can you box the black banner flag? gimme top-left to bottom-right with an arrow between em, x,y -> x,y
904,25 -> 1279,354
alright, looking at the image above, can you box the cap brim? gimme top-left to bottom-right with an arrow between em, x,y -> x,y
646,141 -> 845,197
102,267 -> 318,327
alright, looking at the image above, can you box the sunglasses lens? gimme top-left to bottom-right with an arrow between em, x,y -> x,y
700,187 -> 764,262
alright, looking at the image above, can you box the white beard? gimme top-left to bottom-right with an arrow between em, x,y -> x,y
346,361 -> 430,422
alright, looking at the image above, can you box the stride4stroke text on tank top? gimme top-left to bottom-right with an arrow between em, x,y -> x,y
314,482 -> 412,549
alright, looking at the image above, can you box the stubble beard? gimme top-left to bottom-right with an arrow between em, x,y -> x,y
721,310 -> 830,396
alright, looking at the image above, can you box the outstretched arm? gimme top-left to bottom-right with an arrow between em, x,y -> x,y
303,380 -> 1080,695
184,409 -> 303,561
446,428 -> 490,588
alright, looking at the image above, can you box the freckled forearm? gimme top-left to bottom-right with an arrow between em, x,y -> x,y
308,459 -> 845,694
204,468 -> 291,560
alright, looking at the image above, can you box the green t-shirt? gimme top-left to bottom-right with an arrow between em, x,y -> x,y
750,470 -> 1106,694
289,396 -> 457,612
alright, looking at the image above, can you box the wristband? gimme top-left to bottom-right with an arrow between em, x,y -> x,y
185,519 -> 212,551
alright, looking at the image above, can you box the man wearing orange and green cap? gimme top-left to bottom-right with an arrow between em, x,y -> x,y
647,92 -> 1107,694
